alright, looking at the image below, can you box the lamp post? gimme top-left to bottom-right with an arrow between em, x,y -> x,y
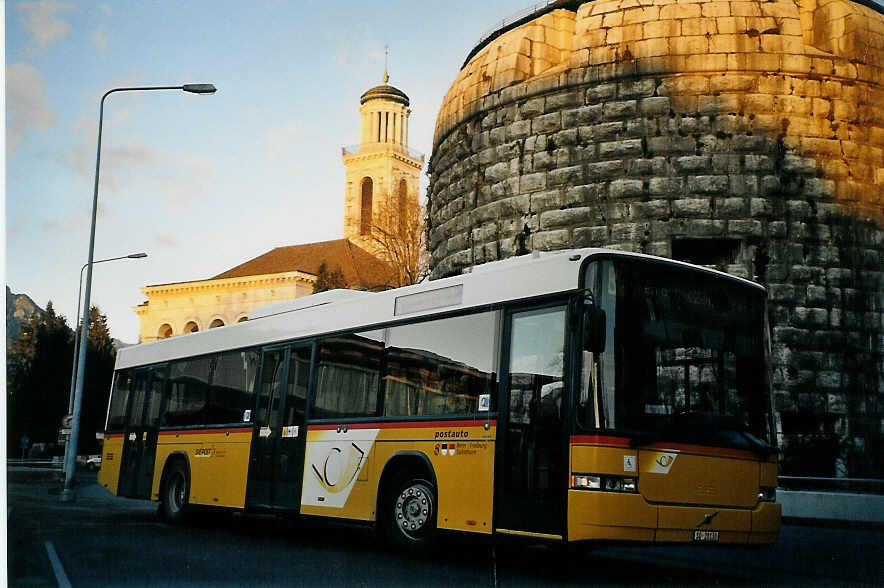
62,253 -> 147,478
61,84 -> 216,502
67,253 -> 148,413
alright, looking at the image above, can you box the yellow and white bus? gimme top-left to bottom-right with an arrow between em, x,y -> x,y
98,248 -> 780,549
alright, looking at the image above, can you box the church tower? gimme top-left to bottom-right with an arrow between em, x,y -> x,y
342,55 -> 423,253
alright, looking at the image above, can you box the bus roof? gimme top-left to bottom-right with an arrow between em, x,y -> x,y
116,248 -> 763,370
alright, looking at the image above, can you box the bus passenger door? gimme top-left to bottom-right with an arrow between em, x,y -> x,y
139,365 -> 166,499
273,345 -> 311,509
118,368 -> 155,499
247,347 -> 286,508
495,305 -> 568,539
246,345 -> 311,510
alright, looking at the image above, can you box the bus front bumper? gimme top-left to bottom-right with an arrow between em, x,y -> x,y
567,490 -> 781,545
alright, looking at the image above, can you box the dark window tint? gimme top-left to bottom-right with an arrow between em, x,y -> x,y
165,357 -> 212,426
257,350 -> 285,428
107,370 -> 134,430
312,332 -> 382,419
128,372 -> 149,426
146,367 -> 168,427
383,312 -> 498,417
285,347 -> 311,425
210,349 -> 259,424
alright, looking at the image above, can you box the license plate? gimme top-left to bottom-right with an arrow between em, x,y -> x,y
693,530 -> 719,542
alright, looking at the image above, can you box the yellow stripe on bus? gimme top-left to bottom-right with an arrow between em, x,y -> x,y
496,528 -> 563,541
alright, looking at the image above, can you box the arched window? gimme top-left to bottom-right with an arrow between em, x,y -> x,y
361,177 -> 373,235
209,319 -> 225,329
237,316 -> 248,323
158,324 -> 173,339
184,321 -> 199,334
398,178 -> 408,234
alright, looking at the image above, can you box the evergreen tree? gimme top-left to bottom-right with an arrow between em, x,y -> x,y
312,260 -> 348,293
80,306 -> 116,453
7,302 -> 72,455
6,303 -> 116,456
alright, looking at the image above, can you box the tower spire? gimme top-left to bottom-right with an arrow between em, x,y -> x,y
383,44 -> 389,84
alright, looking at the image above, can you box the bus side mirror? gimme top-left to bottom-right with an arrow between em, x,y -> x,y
583,306 -> 606,353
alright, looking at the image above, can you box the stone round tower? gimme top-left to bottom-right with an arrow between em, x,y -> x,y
427,0 -> 883,478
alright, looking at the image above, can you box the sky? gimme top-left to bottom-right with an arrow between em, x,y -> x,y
5,0 -> 527,344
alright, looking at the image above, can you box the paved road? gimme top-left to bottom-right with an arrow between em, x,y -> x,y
7,475 -> 883,586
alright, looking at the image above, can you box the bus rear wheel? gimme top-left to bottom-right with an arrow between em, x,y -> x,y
159,461 -> 190,523
387,477 -> 436,552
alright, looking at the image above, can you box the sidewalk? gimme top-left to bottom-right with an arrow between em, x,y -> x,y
779,489 -> 884,524
7,467 -> 64,484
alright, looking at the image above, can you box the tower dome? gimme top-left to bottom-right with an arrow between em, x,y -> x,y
360,83 -> 409,107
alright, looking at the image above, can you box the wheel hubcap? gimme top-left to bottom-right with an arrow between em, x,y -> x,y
394,483 -> 432,538
170,473 -> 184,512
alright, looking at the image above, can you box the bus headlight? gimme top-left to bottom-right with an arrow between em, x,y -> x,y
758,486 -> 776,502
571,474 -> 601,489
571,473 -> 637,493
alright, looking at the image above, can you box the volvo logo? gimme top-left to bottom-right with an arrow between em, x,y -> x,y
696,511 -> 720,528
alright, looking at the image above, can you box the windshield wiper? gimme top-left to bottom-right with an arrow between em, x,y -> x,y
740,431 -> 776,460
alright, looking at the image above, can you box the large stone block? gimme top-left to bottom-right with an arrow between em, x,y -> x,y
610,178 -> 645,198
599,138 -> 644,157
539,207 -> 593,229
586,159 -> 626,179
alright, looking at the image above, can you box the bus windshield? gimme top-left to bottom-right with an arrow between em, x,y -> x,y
578,258 -> 773,452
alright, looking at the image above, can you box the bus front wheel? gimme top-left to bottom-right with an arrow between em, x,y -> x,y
387,477 -> 436,552
160,461 -> 190,523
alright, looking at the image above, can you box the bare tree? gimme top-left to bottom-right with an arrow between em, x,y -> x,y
367,195 -> 429,288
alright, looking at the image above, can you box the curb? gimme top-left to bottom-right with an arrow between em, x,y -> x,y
7,468 -> 64,483
778,490 -> 884,524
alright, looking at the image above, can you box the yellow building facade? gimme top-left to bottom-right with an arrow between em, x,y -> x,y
135,73 -> 423,344
135,239 -> 392,343
135,270 -> 314,341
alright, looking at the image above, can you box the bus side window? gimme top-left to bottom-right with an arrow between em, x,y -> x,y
312,332 -> 383,419
128,373 -> 149,427
383,312 -> 497,417
212,349 -> 259,424
146,367 -> 168,427
107,370 -> 134,431
166,357 -> 212,426
285,347 -> 311,424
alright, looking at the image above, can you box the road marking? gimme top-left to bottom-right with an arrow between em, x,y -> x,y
491,542 -> 498,588
44,540 -> 72,588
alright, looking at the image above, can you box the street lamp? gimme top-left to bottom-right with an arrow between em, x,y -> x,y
67,252 -> 148,413
61,253 -> 147,478
61,84 -> 216,502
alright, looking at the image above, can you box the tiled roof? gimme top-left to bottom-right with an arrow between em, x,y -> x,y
211,239 -> 393,289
